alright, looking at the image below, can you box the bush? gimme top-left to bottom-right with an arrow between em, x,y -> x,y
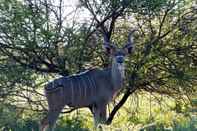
55,116 -> 89,131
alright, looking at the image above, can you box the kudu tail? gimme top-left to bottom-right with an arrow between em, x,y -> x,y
40,78 -> 66,131
44,78 -> 65,109
44,78 -> 64,93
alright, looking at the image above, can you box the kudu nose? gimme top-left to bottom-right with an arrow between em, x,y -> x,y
116,56 -> 124,63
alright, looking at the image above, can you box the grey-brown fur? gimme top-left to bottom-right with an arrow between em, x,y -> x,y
40,31 -> 135,131
45,68 -> 117,108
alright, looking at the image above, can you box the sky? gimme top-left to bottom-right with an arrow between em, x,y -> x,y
15,0 -> 91,25
61,0 -> 91,25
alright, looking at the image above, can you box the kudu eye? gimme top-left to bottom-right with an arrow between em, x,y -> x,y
123,44 -> 133,54
105,46 -> 111,54
127,46 -> 133,54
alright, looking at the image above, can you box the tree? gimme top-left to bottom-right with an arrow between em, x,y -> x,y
0,0 -> 196,126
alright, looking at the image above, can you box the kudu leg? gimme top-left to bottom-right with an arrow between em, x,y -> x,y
90,104 -> 107,130
40,108 -> 62,131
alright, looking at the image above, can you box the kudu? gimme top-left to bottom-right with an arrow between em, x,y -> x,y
40,31 -> 135,131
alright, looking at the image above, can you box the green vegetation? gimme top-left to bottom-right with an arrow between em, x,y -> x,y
0,0 -> 196,130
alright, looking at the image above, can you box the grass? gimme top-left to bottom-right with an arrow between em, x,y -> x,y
0,93 -> 196,131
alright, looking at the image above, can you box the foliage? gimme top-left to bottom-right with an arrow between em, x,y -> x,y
172,117 -> 197,131
0,0 -> 196,129
55,116 -> 89,131
0,104 -> 39,131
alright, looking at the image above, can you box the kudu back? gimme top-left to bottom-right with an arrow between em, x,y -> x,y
40,31 -> 135,131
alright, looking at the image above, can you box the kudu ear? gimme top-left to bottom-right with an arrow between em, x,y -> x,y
103,34 -> 116,55
123,29 -> 136,54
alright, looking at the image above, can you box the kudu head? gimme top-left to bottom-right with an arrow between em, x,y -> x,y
103,30 -> 135,77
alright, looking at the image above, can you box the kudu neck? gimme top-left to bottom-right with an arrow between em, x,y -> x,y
111,58 -> 124,90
